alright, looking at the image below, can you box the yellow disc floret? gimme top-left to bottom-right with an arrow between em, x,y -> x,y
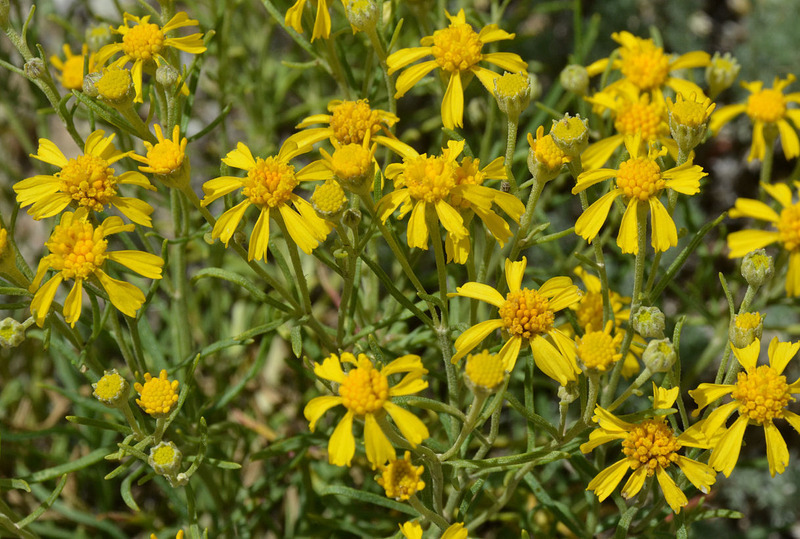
735,312 -> 762,330
465,349 -> 505,389
329,100 -> 383,145
400,155 -> 456,203
499,288 -> 554,339
46,219 -> 108,280
777,203 -> 800,251
577,323 -> 623,372
746,88 -> 786,124
243,157 -> 298,208
329,143 -> 374,183
311,180 -> 347,216
431,22 -> 482,73
494,72 -> 529,100
134,370 -> 180,417
732,365 -> 792,424
339,359 -> 389,415
574,291 -> 604,331
667,93 -> 715,129
376,451 -> 425,501
616,157 -> 665,201
122,22 -> 165,61
622,419 -> 680,476
146,138 -> 185,175
615,98 -> 667,141
619,38 -> 670,91
96,67 -> 133,102
94,371 -> 127,401
60,55 -> 87,90
59,155 -> 118,211
530,131 -> 568,171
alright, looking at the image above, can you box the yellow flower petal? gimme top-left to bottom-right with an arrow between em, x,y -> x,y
63,278 -> 83,326
311,0 -> 331,41
688,383 -> 734,412
394,60 -> 438,98
530,334 -> 575,385
777,118 -> 800,160
387,47 -> 432,74
407,201 -> 429,250
617,199 -> 640,254
504,257 -> 527,294
452,282 -> 505,307
764,422 -> 790,477
110,197 -> 155,227
768,338 -> 800,375
581,135 -> 623,170
655,467 -> 688,513
222,142 -> 257,171
481,52 -> 527,72
575,190 -> 620,244
573,168 -> 618,193
364,412 -> 395,468
675,455 -> 716,494
31,138 -> 69,168
304,395 -> 343,431
452,319 -> 505,363
441,523 -> 468,539
314,354 -> 346,382
649,197 -> 678,252
30,274 -> 64,327
787,252 -> 800,297
709,104 -> 747,133
383,401 -> 429,446
762,182 -> 793,208
732,339 -> 760,372
497,335 -> 522,372
442,72 -> 464,130
729,198 -> 780,222
247,208 -> 271,261
727,229 -> 780,258
201,176 -> 244,206
278,204 -> 321,254
621,466 -> 647,499
328,411 -> 356,467
212,200 -> 250,245
708,415 -> 749,477
586,458 -> 630,501
106,251 -> 164,279
95,270 -> 146,318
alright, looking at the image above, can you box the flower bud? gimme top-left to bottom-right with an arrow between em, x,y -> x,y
706,52 -> 740,98
156,64 -> 180,88
666,93 -> 715,153
464,349 -> 506,393
324,143 -> 376,193
95,66 -> 134,107
342,208 -> 362,229
493,72 -> 531,120
0,317 -> 27,348
559,64 -> 589,96
550,114 -> 589,158
311,180 -> 347,220
632,306 -> 666,339
527,126 -> 570,184
92,369 -> 130,408
558,381 -> 580,404
729,311 -> 763,349
149,441 -> 182,476
345,0 -> 379,33
85,24 -> 113,51
741,249 -> 773,288
642,338 -> 676,373
24,58 -> 45,80
82,72 -> 102,97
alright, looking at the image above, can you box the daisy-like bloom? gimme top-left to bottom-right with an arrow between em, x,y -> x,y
304,352 -> 430,468
387,9 -> 527,129
576,321 -> 623,373
586,31 -> 709,101
572,135 -> 706,254
376,451 -> 425,501
93,66 -> 135,107
727,182 -> 800,296
581,385 -> 717,513
29,210 -> 164,327
400,521 -> 468,539
130,124 -> 190,190
687,338 -> 800,477
135,369 -> 180,417
709,74 -> 800,162
582,85 -> 673,169
14,130 -> 156,226
95,12 -> 206,103
449,257 -> 581,384
201,140 -> 332,261
666,92 -> 716,153
50,44 -> 96,91
287,99 -> 399,151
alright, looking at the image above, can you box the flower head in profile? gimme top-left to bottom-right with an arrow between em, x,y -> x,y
687,338 -> 800,477
14,130 -> 155,226
400,521 -> 468,539
130,124 -> 190,190
450,257 -> 581,385
287,99 -> 399,151
727,182 -> 800,296
581,385 -> 717,513
50,44 -> 96,91
572,135 -> 706,254
710,74 -> 800,161
586,31 -> 710,100
95,12 -> 206,102
135,369 -> 180,417
527,125 -> 571,182
376,451 -> 425,501
387,9 -> 527,129
304,352 -> 430,468
201,140 -> 332,261
29,209 -> 164,327
285,0 -> 336,41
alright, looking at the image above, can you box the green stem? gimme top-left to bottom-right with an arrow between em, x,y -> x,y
118,103 -> 157,144
607,368 -> 652,413
759,126 -> 777,185
525,352 -> 536,451
506,179 -> 545,268
365,26 -> 395,115
408,495 -> 449,531
120,401 -> 146,440
504,116 -> 519,195
426,207 -> 449,313
439,392 -> 488,461
583,371 -> 600,424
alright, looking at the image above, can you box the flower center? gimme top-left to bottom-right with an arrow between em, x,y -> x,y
616,157 -> 664,201
134,370 -> 180,416
311,180 -> 346,215
401,155 -> 456,203
59,154 -> 118,211
574,292 -> 604,332
377,452 -> 424,500
432,23 -> 482,72
552,116 -> 588,144
330,143 -> 373,182
122,22 -> 165,61
495,72 -> 528,99
732,365 -> 792,424
449,157 -> 483,208
46,220 -> 107,280
94,372 -> 126,401
329,100 -> 382,145
578,330 -> 620,371
499,288 -> 554,339
735,312 -> 762,330
670,99 -> 708,128
531,134 -> 567,171
61,55 -> 86,90
96,67 -> 132,101
243,157 -> 298,208
615,100 -> 666,141
746,89 -> 786,124
622,419 -> 680,475
465,350 -> 505,388
152,444 -> 177,466
147,138 -> 185,174
619,41 -> 670,91
777,203 -> 800,251
339,364 -> 389,415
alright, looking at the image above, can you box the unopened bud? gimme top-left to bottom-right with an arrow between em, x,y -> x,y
706,52 -> 740,98
527,125 -> 570,184
642,338 -> 676,373
632,306 -> 666,339
24,58 -> 45,80
326,143 -> 375,193
560,64 -> 589,96
0,317 -> 27,348
342,208 -> 362,229
85,24 -> 112,51
729,312 -> 763,349
149,441 -> 182,477
494,72 -> 531,120
557,381 -> 580,404
741,249 -> 773,288
550,114 -> 589,158
345,0 -> 379,33
464,349 -> 506,394
92,369 -> 130,408
82,72 -> 102,97
95,67 -> 134,107
156,64 -> 180,88
666,93 -> 715,153
311,180 -> 347,220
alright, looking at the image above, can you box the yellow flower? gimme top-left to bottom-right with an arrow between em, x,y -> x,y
93,66 -> 135,105
688,338 -> 800,477
449,257 -> 581,384
304,352 -> 430,468
287,99 -> 399,150
710,74 -> 800,162
581,384 -> 717,513
464,349 -> 506,392
95,12 -> 206,103
527,125 -> 571,182
135,369 -> 180,417
92,369 -> 130,407
50,44 -> 96,91
130,124 -> 189,189
400,521 -> 468,539
376,451 -> 425,500
572,135 -> 706,254
29,209 -> 164,327
14,130 -> 156,226
311,179 -> 347,219
201,140 -> 332,261
582,85 -> 673,169
576,321 -> 623,372
285,0 -> 337,41
315,141 -> 377,194
387,9 -> 527,129
727,182 -> 800,296
586,31 -> 709,100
